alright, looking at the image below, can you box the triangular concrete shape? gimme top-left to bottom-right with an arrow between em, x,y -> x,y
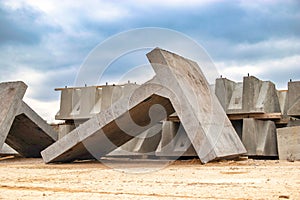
0,81 -> 58,157
42,48 -> 246,164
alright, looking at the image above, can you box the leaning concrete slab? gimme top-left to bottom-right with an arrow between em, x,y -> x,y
5,101 -> 58,157
0,81 -> 58,157
42,48 -> 246,164
277,126 -> 300,161
242,118 -> 278,156
0,81 -> 27,149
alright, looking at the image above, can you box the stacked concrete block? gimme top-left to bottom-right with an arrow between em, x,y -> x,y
0,81 -> 58,157
215,76 -> 281,114
242,118 -> 278,156
277,126 -> 300,161
286,81 -> 300,117
42,48 -> 246,164
55,83 -> 140,121
0,143 -> 18,156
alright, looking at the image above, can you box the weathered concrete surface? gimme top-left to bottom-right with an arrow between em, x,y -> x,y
215,76 -> 281,114
287,119 -> 300,127
277,126 -> 300,161
5,101 -> 58,157
0,143 -> 18,156
287,81 -> 300,117
242,118 -> 278,156
42,48 -> 245,164
55,84 -> 140,120
155,121 -> 197,157
0,81 -> 58,157
108,123 -> 162,156
58,124 -> 76,139
0,81 -> 27,149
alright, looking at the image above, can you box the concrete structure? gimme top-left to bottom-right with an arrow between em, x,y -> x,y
0,143 -> 18,156
108,123 -> 162,157
277,126 -> 300,161
242,118 -> 278,156
215,76 -> 281,114
0,81 -> 58,157
42,48 -> 246,164
286,81 -> 300,117
155,121 -> 197,157
55,83 -> 140,121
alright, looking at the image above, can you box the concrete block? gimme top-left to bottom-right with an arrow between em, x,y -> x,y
215,76 -> 281,114
0,81 -> 27,149
42,48 -> 245,164
55,84 -> 140,120
108,123 -> 162,156
287,81 -> 300,117
58,124 -> 76,139
155,121 -> 197,157
287,119 -> 300,127
5,101 -> 58,157
0,143 -> 18,156
242,118 -> 278,156
277,126 -> 300,161
0,81 -> 58,157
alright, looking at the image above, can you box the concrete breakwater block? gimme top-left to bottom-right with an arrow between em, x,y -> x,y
277,126 -> 300,161
215,76 -> 281,114
42,48 -> 246,164
242,118 -> 278,156
286,81 -> 300,117
0,81 -> 58,157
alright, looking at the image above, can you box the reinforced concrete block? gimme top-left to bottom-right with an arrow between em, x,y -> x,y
5,101 -> 58,157
55,84 -> 140,120
0,81 -> 58,157
215,76 -> 281,114
277,126 -> 300,161
42,48 -> 245,164
108,123 -> 162,156
242,118 -> 278,156
287,81 -> 300,117
155,121 -> 197,157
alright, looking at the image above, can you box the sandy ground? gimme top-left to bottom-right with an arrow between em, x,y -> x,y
0,157 -> 299,200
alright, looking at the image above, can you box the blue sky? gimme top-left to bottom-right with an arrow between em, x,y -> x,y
0,0 -> 299,122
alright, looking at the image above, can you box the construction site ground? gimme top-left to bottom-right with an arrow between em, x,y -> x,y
0,156 -> 299,200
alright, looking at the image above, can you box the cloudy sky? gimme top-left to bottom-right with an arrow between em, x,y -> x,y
0,0 -> 299,122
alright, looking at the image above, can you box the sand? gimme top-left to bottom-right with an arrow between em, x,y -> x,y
0,156 -> 299,199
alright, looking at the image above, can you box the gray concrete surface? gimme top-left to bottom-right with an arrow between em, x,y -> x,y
242,118 -> 278,156
0,143 -> 18,156
215,76 -> 281,114
0,81 -> 58,158
42,48 -> 246,164
155,121 -> 197,157
277,126 -> 300,161
55,84 -> 140,120
107,123 -> 162,156
287,81 -> 300,117
5,101 -> 58,157
0,81 -> 27,149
